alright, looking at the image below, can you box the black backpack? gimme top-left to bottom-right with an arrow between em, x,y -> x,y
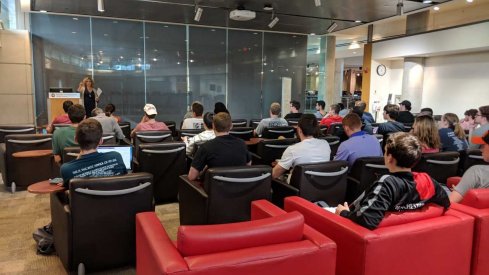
33,225 -> 55,255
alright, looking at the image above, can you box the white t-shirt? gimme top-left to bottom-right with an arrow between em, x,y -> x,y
182,118 -> 204,130
184,130 -> 216,156
278,138 -> 331,171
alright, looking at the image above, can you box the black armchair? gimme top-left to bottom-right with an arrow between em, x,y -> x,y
253,138 -> 298,166
118,122 -> 131,140
0,124 -> 36,143
272,160 -> 349,208
413,151 -> 460,184
229,127 -> 254,141
136,142 -> 186,203
347,156 -> 389,202
262,126 -> 296,139
231,119 -> 248,127
50,173 -> 154,273
178,165 -> 272,225
62,147 -> 80,164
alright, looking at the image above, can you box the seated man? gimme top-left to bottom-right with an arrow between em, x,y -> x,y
335,132 -> 450,230
469,105 -> 489,149
355,100 -> 375,124
183,112 -> 216,157
46,100 -> 73,133
397,100 -> 415,124
320,104 -> 343,127
272,114 -> 331,181
182,102 -> 204,129
377,104 -> 404,135
59,119 -> 127,187
335,113 -> 382,167
254,102 -> 288,137
351,106 -> 374,134
314,100 -> 327,119
52,104 -> 85,164
91,108 -> 126,141
131,103 -> 169,138
284,100 -> 302,119
188,112 -> 251,181
449,131 -> 489,203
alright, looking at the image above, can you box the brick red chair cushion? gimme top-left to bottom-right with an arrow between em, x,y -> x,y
461,189 -> 489,209
447,176 -> 462,189
177,211 -> 304,257
377,204 -> 444,228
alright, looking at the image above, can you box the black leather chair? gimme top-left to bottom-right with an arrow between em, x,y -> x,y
272,160 -> 349,208
101,134 -> 117,145
317,135 -> 340,160
253,138 -> 298,166
0,124 -> 36,143
249,119 -> 262,129
178,165 -> 272,225
118,122 -> 131,140
178,129 -> 205,139
347,156 -> 389,202
286,119 -> 300,127
413,151 -> 460,184
319,125 -> 328,136
262,126 -> 295,139
229,127 -> 254,141
133,130 -> 173,158
163,121 -> 177,137
403,123 -> 413,132
50,173 -> 154,273
231,119 -> 248,127
136,142 -> 186,203
326,123 -> 343,136
62,147 -> 80,164
1,134 -> 55,191
459,149 -> 488,175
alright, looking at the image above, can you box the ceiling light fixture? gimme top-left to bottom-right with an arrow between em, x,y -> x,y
466,0 -> 473,2
422,0 -> 432,3
397,0 -> 404,16
268,10 -> 279,28
97,0 -> 105,12
327,21 -> 338,33
433,6 -> 440,10
314,0 -> 321,7
194,6 -> 203,22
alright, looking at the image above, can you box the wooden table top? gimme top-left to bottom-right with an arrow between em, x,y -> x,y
12,149 -> 53,158
28,180 -> 65,194
245,137 -> 264,146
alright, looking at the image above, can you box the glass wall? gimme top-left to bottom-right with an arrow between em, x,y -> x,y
31,13 -> 308,127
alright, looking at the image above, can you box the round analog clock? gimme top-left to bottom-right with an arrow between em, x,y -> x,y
376,64 -> 387,76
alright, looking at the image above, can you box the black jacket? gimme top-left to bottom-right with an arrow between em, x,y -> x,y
397,111 -> 415,124
340,172 -> 450,230
377,120 -> 405,135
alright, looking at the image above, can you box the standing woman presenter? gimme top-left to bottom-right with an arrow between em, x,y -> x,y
77,76 -> 100,117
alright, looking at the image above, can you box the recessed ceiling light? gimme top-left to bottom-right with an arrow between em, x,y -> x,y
104,33 -> 108,36
164,25 -> 168,28
310,33 -> 316,36
466,0 -> 473,2
355,20 -> 362,23
40,10 -> 47,13
72,31 -> 77,34
433,6 -> 440,11
152,58 -> 158,61
73,18 -> 78,21
423,0 -> 432,3
211,29 -> 216,32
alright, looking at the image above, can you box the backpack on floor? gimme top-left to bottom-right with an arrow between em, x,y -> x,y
33,225 -> 55,255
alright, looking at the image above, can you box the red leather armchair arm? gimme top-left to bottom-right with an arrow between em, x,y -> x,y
136,212 -> 188,275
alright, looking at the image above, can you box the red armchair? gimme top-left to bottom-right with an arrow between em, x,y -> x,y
451,189 -> 489,275
284,196 -> 474,275
136,201 -> 337,275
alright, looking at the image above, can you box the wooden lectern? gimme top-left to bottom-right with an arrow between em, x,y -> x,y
48,92 -> 81,122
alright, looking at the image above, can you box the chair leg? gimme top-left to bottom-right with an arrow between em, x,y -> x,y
11,182 -> 16,194
77,263 -> 85,275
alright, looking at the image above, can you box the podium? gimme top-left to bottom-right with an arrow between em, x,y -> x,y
48,92 -> 81,122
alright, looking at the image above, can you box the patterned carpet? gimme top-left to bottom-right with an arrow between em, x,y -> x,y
0,174 -> 180,275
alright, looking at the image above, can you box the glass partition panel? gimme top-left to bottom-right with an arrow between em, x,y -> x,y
188,27 -> 227,116
144,23 -> 187,125
91,18 -> 145,124
227,30 -> 263,121
31,14 -> 92,125
262,33 -> 307,117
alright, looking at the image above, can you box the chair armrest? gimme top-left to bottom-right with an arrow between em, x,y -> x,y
271,179 -> 299,207
347,175 -> 360,185
50,192 -> 71,270
451,203 -> 489,219
178,176 -> 208,225
136,212 -> 188,275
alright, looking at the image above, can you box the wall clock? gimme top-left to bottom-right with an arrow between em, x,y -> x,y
376,64 -> 387,76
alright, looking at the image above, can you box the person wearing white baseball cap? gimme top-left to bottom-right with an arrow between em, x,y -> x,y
130,103 -> 169,138
449,131 -> 489,203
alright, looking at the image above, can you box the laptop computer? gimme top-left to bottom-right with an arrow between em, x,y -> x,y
97,145 -> 133,171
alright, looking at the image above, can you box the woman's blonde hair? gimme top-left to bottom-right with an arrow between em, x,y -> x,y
82,76 -> 95,88
413,115 -> 441,150
443,113 -> 465,139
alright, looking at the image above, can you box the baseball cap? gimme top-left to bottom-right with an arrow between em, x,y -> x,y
399,100 -> 412,109
143,103 -> 157,115
471,131 -> 489,145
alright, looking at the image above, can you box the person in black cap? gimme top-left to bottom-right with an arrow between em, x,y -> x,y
397,100 -> 415,124
449,131 -> 489,203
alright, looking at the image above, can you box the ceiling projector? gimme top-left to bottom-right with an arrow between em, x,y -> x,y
229,9 -> 256,21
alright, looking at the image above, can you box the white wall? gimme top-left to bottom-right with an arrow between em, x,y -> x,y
369,59 -> 403,122
423,51 -> 489,117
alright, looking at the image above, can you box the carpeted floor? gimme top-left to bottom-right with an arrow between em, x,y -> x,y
0,173 -> 180,275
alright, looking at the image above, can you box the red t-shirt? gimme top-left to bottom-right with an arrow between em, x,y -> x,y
320,115 -> 343,127
52,113 -> 72,125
